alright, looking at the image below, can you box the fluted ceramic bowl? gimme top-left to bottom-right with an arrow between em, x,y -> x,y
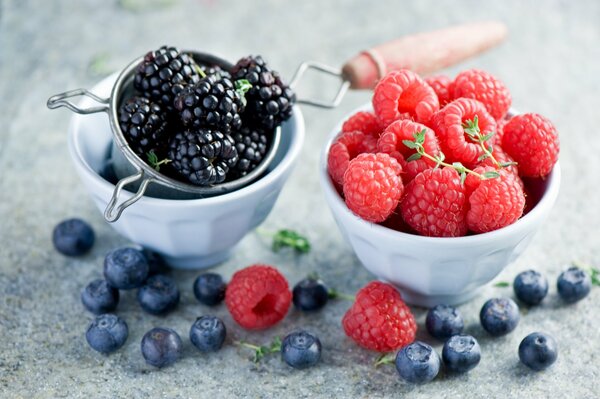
69,74 -> 305,269
319,105 -> 560,307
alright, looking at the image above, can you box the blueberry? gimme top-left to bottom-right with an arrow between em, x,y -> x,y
141,327 -> 183,368
480,298 -> 520,336
85,314 -> 128,354
442,335 -> 481,373
395,341 -> 440,384
104,247 -> 149,289
281,330 -> 322,369
425,304 -> 464,340
137,275 -> 180,315
52,218 -> 95,256
193,273 -> 226,306
189,315 -> 226,352
513,270 -> 549,306
518,332 -> 558,371
292,277 -> 329,312
557,267 -> 591,303
142,248 -> 168,276
81,279 -> 119,314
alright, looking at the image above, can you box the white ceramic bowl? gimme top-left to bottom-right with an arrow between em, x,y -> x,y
69,74 -> 305,269
319,105 -> 561,307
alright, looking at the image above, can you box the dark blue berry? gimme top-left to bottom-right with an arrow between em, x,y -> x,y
142,248 -> 169,276
52,218 -> 95,256
81,279 -> 119,314
395,341 -> 440,384
557,267 -> 591,303
189,315 -> 226,352
137,274 -> 180,315
292,277 -> 329,312
442,335 -> 481,373
513,270 -> 548,306
193,273 -> 226,306
480,298 -> 520,336
141,327 -> 183,368
281,330 -> 322,369
85,314 -> 128,354
425,304 -> 464,341
518,332 -> 558,371
104,247 -> 149,290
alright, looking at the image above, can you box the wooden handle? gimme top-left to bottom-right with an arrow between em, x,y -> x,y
342,21 -> 508,90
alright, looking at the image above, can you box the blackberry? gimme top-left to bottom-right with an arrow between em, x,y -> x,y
231,55 -> 295,130
133,46 -> 200,109
118,96 -> 168,157
168,129 -> 238,186
230,126 -> 270,177
174,74 -> 244,133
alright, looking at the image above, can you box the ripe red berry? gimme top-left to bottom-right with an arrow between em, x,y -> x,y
343,153 -> 403,223
342,281 -> 416,352
400,167 -> 468,237
327,131 -> 377,187
225,264 -> 292,330
502,113 -> 559,178
452,69 -> 512,120
425,75 -> 453,107
341,111 -> 384,138
372,70 -> 439,127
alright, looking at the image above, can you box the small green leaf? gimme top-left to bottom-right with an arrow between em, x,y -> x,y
414,129 -> 426,145
402,140 -> 419,150
272,229 -> 310,253
452,162 -> 466,173
477,153 -> 491,161
487,144 -> 494,153
481,132 -> 496,142
406,153 -> 422,162
146,150 -> 171,172
328,288 -> 355,301
482,171 -> 501,179
460,171 -> 467,185
590,268 -> 600,287
494,281 -> 510,288
500,161 -> 518,167
374,353 -> 396,367
235,79 -> 252,107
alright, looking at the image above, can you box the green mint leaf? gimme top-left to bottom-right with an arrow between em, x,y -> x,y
402,140 -> 419,150
406,153 -> 422,162
482,171 -> 501,179
272,229 -> 310,253
494,281 -> 510,288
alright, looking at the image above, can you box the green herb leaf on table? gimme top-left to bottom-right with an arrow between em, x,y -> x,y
494,281 -> 510,288
236,337 -> 282,363
374,352 -> 396,367
272,229 -> 311,254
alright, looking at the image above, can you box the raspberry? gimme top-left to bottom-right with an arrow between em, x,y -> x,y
343,153 -> 403,223
342,281 -> 416,352
328,131 -> 377,187
400,167 -> 468,237
466,169 -> 526,233
341,111 -> 384,138
501,113 -> 559,178
425,75 -> 453,107
377,119 -> 440,184
225,265 -> 291,330
493,116 -> 509,145
430,98 -> 497,167
452,69 -> 511,120
372,70 -> 439,127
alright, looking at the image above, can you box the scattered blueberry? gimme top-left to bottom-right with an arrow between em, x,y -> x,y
480,298 -> 520,336
292,277 -> 329,312
557,267 -> 591,303
189,315 -> 226,352
137,274 -> 180,315
513,270 -> 549,306
52,218 -> 95,256
281,330 -> 322,369
425,304 -> 464,340
104,247 -> 149,290
81,279 -> 120,314
141,327 -> 183,368
142,248 -> 169,276
518,332 -> 558,371
193,273 -> 226,306
395,341 -> 440,384
85,314 -> 128,354
442,335 -> 481,373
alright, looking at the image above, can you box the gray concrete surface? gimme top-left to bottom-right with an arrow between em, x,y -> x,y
1,0 -> 600,397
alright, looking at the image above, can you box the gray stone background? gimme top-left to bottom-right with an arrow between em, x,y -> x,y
1,0 -> 599,398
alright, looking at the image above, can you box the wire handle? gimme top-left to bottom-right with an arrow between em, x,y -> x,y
289,61 -> 351,109
104,170 -> 154,223
47,89 -> 109,114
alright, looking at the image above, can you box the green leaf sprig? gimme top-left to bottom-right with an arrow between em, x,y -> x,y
271,229 -> 311,254
146,150 -> 172,172
462,116 -> 516,169
236,337 -> 282,363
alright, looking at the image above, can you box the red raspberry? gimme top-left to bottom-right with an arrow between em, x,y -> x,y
328,131 -> 377,186
466,169 -> 526,233
425,75 -> 453,107
431,98 -> 497,167
225,264 -> 292,330
343,153 -> 403,223
342,281 -> 416,352
341,111 -> 384,138
452,69 -> 511,120
377,119 -> 440,184
501,113 -> 559,178
493,116 -> 509,145
372,70 -> 439,127
400,167 -> 468,237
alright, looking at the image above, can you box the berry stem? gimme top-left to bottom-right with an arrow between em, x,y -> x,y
374,352 -> 396,367
328,288 -> 355,302
146,150 -> 172,172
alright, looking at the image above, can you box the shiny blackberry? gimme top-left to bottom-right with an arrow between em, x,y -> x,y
230,126 -> 270,177
168,129 -> 238,186
231,55 -> 295,130
118,96 -> 168,156
133,46 -> 200,109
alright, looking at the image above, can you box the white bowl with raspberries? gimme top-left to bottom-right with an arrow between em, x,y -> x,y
320,68 -> 561,307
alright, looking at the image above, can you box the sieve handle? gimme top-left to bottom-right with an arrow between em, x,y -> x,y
47,89 -> 109,114
104,171 -> 154,223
